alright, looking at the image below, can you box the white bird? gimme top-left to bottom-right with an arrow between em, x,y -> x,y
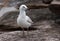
17,4 -> 33,37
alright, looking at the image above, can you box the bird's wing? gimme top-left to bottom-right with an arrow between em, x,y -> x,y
26,16 -> 33,23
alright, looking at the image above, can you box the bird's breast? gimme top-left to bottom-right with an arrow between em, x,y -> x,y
17,17 -> 31,28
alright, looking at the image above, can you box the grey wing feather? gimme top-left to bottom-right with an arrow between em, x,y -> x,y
26,16 -> 33,23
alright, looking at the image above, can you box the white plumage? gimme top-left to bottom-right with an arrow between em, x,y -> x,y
17,4 -> 33,37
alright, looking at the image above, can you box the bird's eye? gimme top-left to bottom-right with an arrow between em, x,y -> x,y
23,6 -> 25,8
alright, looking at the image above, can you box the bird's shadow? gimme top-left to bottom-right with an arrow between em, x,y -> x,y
0,25 -> 37,32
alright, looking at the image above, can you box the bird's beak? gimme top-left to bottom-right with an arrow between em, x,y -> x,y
26,8 -> 30,12
28,8 -> 30,10
27,7 -> 30,10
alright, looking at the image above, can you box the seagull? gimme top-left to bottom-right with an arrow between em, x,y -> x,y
17,4 -> 33,37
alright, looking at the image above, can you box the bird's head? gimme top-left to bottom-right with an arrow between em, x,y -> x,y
19,4 -> 28,11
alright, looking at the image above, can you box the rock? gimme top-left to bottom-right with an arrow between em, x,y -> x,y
0,31 -> 25,41
42,0 -> 53,4
49,1 -> 60,24
0,21 -> 59,41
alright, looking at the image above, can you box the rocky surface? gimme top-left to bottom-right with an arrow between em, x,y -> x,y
0,0 -> 60,41
0,20 -> 60,41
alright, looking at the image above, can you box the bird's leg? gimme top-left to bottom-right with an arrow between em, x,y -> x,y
23,28 -> 25,38
27,28 -> 29,38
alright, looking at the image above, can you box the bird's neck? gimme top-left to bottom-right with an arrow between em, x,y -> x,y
19,9 -> 26,17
